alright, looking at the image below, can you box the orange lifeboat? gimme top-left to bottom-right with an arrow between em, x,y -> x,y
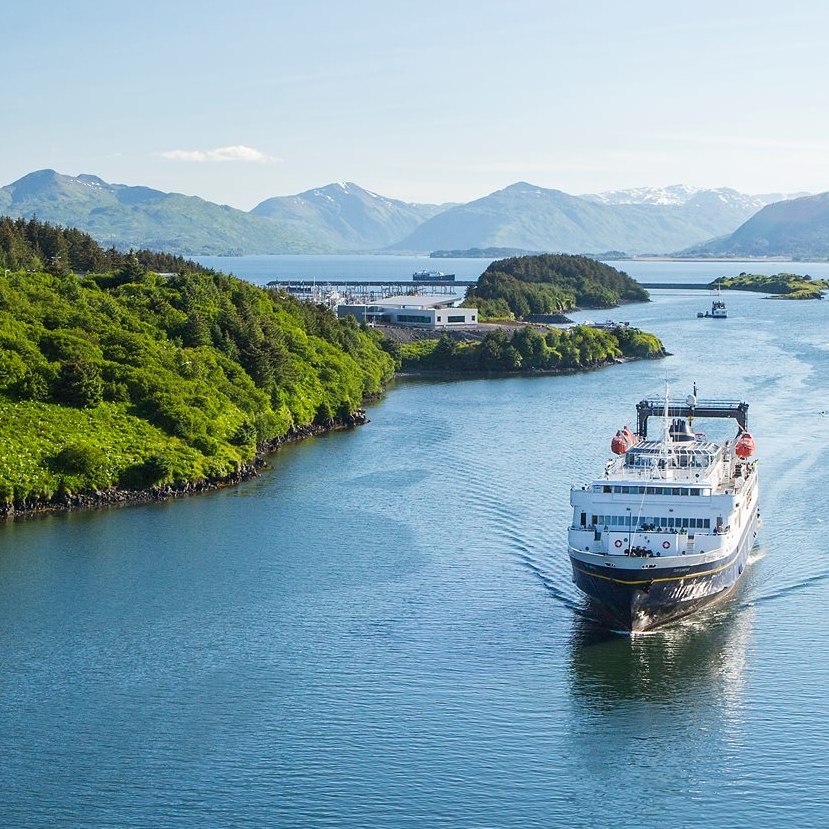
622,426 -> 638,447
611,426 -> 638,455
735,432 -> 755,458
611,430 -> 629,455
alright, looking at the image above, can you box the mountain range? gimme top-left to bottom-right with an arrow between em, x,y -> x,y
251,182 -> 448,250
679,192 -> 829,258
0,170 -> 325,256
385,182 -> 782,255
0,169 -> 824,258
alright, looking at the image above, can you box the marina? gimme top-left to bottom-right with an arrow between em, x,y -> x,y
266,279 -> 472,305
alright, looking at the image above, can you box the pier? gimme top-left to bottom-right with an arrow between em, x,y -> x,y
267,279 -> 473,303
640,282 -> 713,290
267,279 -> 711,292
265,279 -> 713,305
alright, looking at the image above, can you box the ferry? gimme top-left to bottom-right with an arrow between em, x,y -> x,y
412,270 -> 455,282
568,387 -> 759,632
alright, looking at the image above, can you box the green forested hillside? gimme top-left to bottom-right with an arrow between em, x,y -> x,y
465,253 -> 649,319
398,325 -> 664,373
0,218 -> 394,508
0,215 -> 214,275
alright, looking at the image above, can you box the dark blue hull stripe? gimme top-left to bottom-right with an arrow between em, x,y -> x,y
570,513 -> 759,630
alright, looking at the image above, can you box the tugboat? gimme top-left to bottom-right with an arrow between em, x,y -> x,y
568,386 -> 759,632
698,288 -> 727,318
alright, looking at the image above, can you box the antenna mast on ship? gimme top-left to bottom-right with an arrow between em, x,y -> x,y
660,381 -> 671,466
687,381 -> 698,433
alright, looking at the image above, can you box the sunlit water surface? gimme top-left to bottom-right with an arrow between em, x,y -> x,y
2,261 -> 829,828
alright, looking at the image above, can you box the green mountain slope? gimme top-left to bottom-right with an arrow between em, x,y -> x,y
251,182 -> 448,249
0,170 -> 325,255
388,182 -> 762,255
0,218 -> 395,510
679,192 -> 829,258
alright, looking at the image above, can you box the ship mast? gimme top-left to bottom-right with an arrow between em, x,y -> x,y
659,381 -> 672,472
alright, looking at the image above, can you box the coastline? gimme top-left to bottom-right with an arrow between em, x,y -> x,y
0,314 -> 666,522
0,343 -> 657,521
0,412 -> 369,521
394,351 -> 666,381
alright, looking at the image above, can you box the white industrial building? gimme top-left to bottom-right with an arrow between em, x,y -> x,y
337,295 -> 478,329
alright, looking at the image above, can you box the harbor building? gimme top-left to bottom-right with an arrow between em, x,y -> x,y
337,295 -> 478,329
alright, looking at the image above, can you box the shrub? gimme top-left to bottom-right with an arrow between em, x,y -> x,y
53,444 -> 106,476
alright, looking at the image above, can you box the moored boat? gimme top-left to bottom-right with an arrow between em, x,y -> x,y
412,270 -> 455,281
568,386 -> 760,632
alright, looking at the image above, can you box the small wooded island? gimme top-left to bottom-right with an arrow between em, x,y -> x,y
0,219 -> 663,516
711,272 -> 828,299
396,254 -> 663,372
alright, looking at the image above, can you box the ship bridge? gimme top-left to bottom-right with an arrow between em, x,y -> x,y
636,398 -> 748,440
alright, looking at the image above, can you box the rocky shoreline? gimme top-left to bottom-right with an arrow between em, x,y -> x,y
0,410 -> 369,520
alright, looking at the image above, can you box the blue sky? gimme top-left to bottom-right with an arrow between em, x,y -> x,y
4,0 -> 829,208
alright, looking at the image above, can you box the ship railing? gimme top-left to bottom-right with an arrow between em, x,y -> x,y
638,397 -> 745,410
571,525 -> 729,558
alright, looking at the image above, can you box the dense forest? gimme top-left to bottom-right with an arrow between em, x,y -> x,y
0,218 -> 668,514
0,215 -> 214,275
0,217 -> 395,509
398,325 -> 665,372
465,253 -> 650,319
711,272 -> 827,299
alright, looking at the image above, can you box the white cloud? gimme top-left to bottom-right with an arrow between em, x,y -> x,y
159,145 -> 282,163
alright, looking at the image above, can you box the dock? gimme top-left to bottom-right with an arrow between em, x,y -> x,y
267,279 -> 711,291
267,279 -> 472,304
265,279 -> 713,304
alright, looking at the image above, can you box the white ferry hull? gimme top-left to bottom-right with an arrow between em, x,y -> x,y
569,506 -> 759,632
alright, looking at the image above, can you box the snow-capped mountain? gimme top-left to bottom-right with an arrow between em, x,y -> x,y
580,185 -> 779,209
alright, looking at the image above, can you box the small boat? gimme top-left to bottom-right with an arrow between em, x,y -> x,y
568,385 -> 760,632
698,288 -> 727,318
590,320 -> 630,330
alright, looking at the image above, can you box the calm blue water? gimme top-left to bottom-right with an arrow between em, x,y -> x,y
2,262 -> 829,827
194,253 -> 829,288
194,254 -> 495,286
